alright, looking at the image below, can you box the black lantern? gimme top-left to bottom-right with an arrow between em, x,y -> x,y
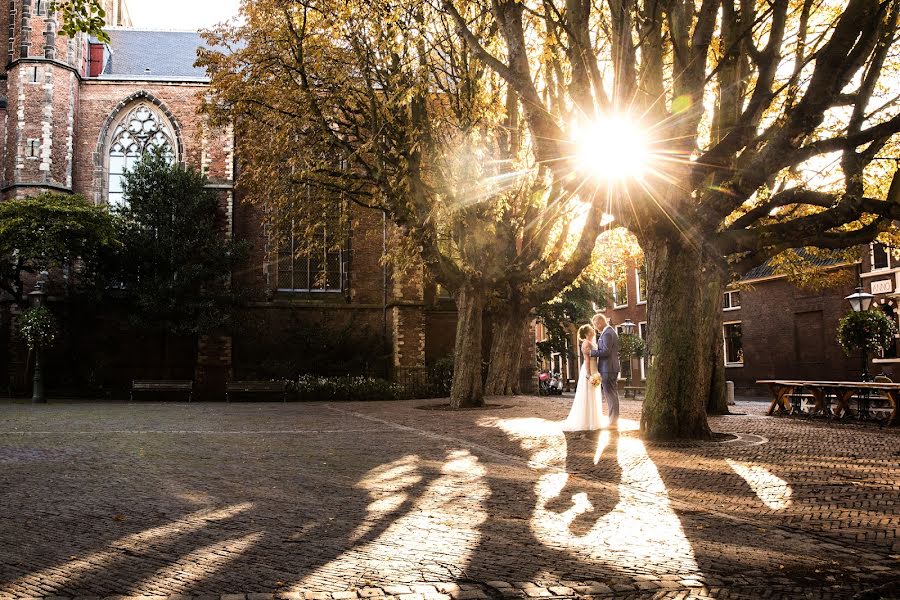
845,286 -> 875,313
846,285 -> 875,382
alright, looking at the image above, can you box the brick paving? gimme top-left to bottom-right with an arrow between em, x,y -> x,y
0,397 -> 898,600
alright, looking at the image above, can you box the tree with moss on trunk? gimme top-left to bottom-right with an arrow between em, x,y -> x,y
445,0 -> 900,438
197,0 -> 615,408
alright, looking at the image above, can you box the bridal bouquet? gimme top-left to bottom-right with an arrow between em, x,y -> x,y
589,374 -> 602,387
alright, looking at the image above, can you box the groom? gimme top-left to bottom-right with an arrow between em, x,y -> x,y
590,313 -> 620,428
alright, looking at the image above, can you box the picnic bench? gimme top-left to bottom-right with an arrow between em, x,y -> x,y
130,380 -> 193,402
225,380 -> 287,402
757,379 -> 898,426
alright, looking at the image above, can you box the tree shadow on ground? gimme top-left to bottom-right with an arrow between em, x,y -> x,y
0,405 -> 449,595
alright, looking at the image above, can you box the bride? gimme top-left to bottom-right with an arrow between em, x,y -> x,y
562,323 -> 602,432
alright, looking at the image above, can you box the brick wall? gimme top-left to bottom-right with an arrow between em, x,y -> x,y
73,81 -> 229,201
608,265 -> 860,394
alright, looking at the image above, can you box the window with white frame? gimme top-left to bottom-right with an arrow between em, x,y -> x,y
871,242 -> 892,271
723,322 -> 744,366
639,321 -> 648,380
612,278 -> 628,307
107,103 -> 176,208
723,289 -> 741,311
273,209 -> 344,292
635,265 -> 647,304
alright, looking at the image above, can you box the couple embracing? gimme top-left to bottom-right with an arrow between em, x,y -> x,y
562,313 -> 620,432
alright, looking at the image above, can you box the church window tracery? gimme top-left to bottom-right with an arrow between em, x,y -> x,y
107,103 -> 176,208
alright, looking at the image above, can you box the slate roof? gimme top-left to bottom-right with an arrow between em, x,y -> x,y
101,28 -> 210,80
741,251 -> 850,281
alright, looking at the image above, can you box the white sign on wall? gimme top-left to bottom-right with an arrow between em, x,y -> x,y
871,279 -> 893,295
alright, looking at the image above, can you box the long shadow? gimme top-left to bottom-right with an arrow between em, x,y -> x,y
9,402 -> 869,596
458,425 -> 632,585
544,431 -> 621,536
0,403 -> 446,595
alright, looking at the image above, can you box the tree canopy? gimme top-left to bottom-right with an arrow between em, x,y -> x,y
0,193 -> 119,305
111,152 -> 248,335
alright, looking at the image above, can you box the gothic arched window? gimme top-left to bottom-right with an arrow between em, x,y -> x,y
107,103 -> 176,208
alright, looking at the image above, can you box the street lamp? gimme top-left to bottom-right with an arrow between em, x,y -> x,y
620,318 -> 637,395
845,286 -> 875,313
846,285 -> 876,381
27,271 -> 48,404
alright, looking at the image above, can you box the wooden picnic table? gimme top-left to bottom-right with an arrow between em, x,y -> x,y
757,379 -> 899,426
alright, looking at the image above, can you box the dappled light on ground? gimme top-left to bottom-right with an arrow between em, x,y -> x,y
291,450 -> 488,589
10,503 -> 253,590
726,459 -> 793,510
133,533 -> 262,591
491,417 -> 700,575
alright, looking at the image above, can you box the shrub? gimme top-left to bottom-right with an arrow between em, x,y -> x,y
290,375 -> 402,401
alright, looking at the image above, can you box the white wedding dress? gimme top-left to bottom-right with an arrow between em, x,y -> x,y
562,341 -> 602,432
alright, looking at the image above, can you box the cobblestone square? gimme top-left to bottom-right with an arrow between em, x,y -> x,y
0,398 -> 898,600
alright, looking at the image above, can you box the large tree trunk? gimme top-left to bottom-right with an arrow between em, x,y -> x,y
706,297 -> 730,415
450,284 -> 485,408
484,304 -> 530,396
640,237 -> 721,440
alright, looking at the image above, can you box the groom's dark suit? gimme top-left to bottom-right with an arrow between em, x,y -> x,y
591,325 -> 620,425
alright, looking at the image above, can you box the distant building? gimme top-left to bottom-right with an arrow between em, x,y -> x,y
596,257 -> 870,395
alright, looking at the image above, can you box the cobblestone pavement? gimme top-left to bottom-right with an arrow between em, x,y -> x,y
0,398 -> 898,600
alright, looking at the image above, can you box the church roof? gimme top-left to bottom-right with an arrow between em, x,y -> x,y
100,28 -> 210,81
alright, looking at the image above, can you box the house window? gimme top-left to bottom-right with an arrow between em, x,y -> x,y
639,321 -> 648,380
107,103 -> 176,208
612,278 -> 628,308
36,0 -> 47,15
872,242 -> 892,271
723,322 -> 744,366
723,290 -> 741,311
26,138 -> 39,158
635,265 -> 647,304
274,213 -> 344,292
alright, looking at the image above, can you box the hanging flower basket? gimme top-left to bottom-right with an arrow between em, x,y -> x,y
837,309 -> 896,356
18,306 -> 57,349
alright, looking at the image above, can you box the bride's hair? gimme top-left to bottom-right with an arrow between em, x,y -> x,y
577,324 -> 594,341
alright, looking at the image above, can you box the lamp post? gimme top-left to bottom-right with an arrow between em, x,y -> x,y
27,272 -> 48,404
845,285 -> 875,381
620,319 -> 637,394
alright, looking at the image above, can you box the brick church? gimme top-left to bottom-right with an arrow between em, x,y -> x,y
0,0 -> 465,397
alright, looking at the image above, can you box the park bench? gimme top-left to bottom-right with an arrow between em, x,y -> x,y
624,386 -> 645,399
130,380 -> 193,402
225,380 -> 287,402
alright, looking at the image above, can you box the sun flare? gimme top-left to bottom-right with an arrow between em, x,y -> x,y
574,116 -> 652,181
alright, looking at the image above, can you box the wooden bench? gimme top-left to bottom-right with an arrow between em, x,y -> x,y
131,380 -> 193,402
624,386 -> 645,399
225,380 -> 287,402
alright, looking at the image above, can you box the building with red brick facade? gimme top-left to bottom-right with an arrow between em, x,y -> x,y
0,0 -> 472,397
594,255 -> 898,395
